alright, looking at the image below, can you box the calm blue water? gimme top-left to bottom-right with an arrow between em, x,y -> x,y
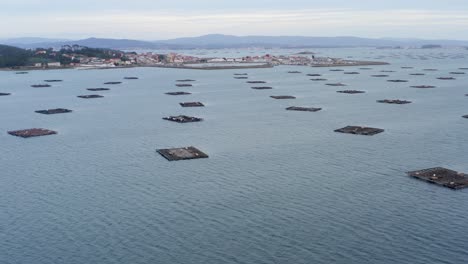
1,48 -> 468,264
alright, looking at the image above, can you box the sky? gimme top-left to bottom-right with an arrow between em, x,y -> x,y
1,0 -> 468,40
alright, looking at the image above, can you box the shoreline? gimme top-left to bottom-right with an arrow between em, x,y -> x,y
0,60 -> 389,72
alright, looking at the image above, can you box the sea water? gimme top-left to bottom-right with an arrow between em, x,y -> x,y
1,48 -> 468,264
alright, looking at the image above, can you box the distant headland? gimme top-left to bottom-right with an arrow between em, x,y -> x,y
0,44 -> 388,71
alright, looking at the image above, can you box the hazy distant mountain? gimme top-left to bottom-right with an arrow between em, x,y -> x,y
1,38 -> 178,50
158,34 -> 404,48
0,37 -> 71,45
160,34 -> 468,48
2,34 -> 468,50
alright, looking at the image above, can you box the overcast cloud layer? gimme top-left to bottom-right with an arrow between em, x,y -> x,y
2,0 -> 468,40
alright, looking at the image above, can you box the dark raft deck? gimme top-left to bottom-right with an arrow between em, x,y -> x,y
286,106 -> 322,112
180,102 -> 205,107
165,92 -> 192,95
377,99 -> 412,104
251,86 -> 273,90
157,146 -> 209,161
163,115 -> 203,123
337,90 -> 365,94
270,95 -> 296,99
31,84 -> 51,88
77,95 -> 104,99
411,85 -> 436,89
326,83 -> 347,86
407,167 -> 468,190
87,88 -> 110,91
334,126 -> 384,136
35,108 -> 72,115
8,128 -> 57,138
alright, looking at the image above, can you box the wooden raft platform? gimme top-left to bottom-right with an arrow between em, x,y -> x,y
157,146 -> 209,161
166,92 -> 191,95
8,128 -> 57,138
270,95 -> 296,99
163,115 -> 203,123
286,106 -> 322,112
180,102 -> 205,107
407,167 -> 468,190
35,108 -> 72,115
77,95 -> 104,99
87,88 -> 110,91
335,126 -> 384,136
377,99 -> 412,104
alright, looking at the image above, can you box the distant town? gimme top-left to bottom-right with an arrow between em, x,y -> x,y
0,44 -> 388,70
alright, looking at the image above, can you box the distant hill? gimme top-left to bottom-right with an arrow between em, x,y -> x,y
0,44 -> 31,67
158,34 -> 403,48
2,34 -> 468,50
160,34 -> 468,48
4,38 -> 179,50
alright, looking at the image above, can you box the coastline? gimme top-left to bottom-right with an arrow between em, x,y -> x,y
0,60 -> 389,72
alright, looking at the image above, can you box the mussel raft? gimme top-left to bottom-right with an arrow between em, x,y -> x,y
157,146 -> 209,161
334,126 -> 384,136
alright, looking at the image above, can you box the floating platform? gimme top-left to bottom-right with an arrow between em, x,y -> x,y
104,82 -> 122,85
310,78 -> 328,81
87,88 -> 110,91
330,69 -> 344,72
124,77 -> 139,79
326,83 -> 347,86
165,92 -> 191,95
407,167 -> 468,190
437,77 -> 456,80
410,73 -> 425,76
157,146 -> 209,161
388,79 -> 409,83
359,68 -> 373,70
251,86 -> 273,90
424,69 -> 438,71
381,70 -> 395,73
234,77 -> 248,79
377,99 -> 412,104
180,102 -> 205,107
15,72 -> 28,74
270,95 -> 296,99
8,128 -> 57,138
44,80 -> 63,82
35,108 -> 72,115
77,95 -> 104,99
288,71 -> 302,73
463,115 -> 468,119
286,106 -> 322,112
372,75 -> 389,77
31,84 -> 51,88
307,74 -> 322,76
176,84 -> 193,87
176,79 -> 196,82
334,126 -> 384,136
411,85 -> 436,89
344,72 -> 360,74
234,73 -> 248,76
247,81 -> 266,84
337,90 -> 365,94
0,93 -> 11,96
163,115 -> 203,123
401,67 -> 414,69
450,72 -> 465,75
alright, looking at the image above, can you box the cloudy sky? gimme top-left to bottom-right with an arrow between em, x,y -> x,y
2,0 -> 468,40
